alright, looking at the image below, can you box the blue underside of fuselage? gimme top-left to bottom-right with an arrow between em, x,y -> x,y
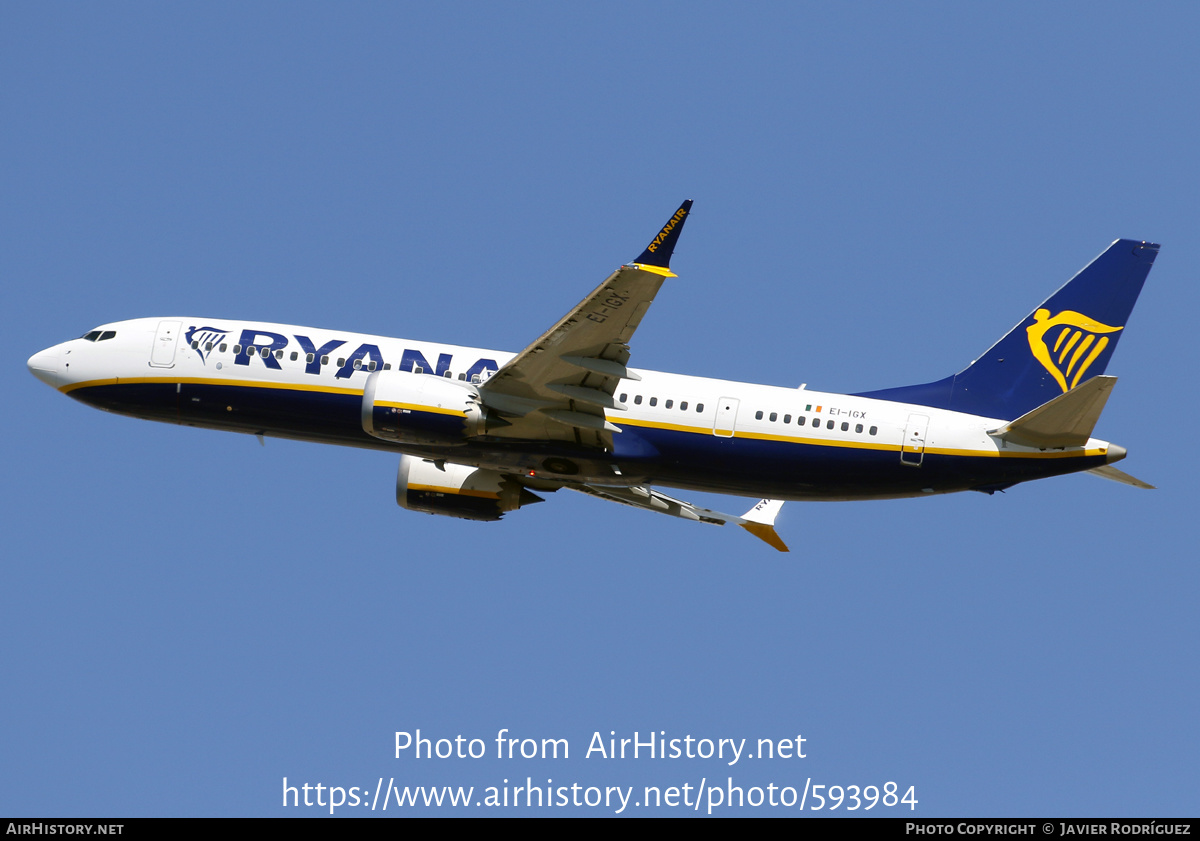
68,381 -> 1107,500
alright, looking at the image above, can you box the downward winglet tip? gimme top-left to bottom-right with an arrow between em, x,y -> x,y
740,522 -> 790,552
633,199 -> 693,269
740,499 -> 788,551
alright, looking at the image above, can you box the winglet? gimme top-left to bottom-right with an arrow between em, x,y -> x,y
739,499 -> 790,553
633,199 -> 693,272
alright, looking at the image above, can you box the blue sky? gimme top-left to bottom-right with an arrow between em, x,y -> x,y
4,3 -> 1198,817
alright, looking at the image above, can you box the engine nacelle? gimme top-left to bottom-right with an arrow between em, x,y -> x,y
396,455 -> 544,521
362,370 -> 487,445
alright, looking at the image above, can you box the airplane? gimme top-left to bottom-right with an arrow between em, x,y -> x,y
27,201 -> 1159,552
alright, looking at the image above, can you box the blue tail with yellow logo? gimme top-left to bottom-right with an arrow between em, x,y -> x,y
856,239 -> 1160,420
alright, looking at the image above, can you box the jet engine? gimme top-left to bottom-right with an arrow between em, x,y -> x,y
396,455 -> 544,521
362,370 -> 490,445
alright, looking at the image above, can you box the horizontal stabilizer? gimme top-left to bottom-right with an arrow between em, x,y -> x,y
1087,465 -> 1155,489
989,375 -> 1115,449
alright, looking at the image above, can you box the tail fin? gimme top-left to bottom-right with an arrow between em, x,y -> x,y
856,239 -> 1159,419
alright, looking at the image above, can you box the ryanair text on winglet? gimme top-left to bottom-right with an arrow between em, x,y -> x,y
645,207 -> 689,253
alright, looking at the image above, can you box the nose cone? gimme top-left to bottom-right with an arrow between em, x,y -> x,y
27,347 -> 63,388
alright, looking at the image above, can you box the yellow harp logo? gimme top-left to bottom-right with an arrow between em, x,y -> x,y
1026,308 -> 1123,392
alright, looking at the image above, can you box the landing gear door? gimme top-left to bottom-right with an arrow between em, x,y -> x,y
901,413 -> 929,466
713,397 -> 739,438
149,320 -> 181,368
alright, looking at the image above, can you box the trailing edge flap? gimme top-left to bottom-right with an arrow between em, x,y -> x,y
988,375 -> 1116,449
479,201 -> 693,448
1086,465 -> 1155,489
569,485 -> 789,552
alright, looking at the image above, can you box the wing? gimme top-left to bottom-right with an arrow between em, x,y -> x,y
569,484 -> 790,552
478,200 -> 693,449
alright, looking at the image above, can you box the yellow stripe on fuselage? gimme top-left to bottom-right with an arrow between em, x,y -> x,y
61,375 -> 363,397
62,376 -> 1105,460
614,417 -> 1104,459
65,376 -> 467,417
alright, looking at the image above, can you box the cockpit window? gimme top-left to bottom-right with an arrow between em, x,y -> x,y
82,331 -> 101,342
99,331 -> 116,341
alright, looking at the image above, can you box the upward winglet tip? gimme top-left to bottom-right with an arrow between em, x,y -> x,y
633,199 -> 693,269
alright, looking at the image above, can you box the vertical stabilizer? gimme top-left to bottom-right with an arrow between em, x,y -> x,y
857,240 -> 1158,419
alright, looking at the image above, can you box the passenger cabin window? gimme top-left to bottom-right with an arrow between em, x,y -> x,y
620,393 -> 628,402
755,411 -> 764,420
290,351 -> 298,361
649,397 -> 657,407
798,417 -> 806,426
680,402 -> 688,411
220,343 -> 228,353
320,355 -> 329,365
665,400 -> 673,409
769,412 -> 778,422
826,420 -> 834,429
856,423 -> 863,433
784,414 -> 791,423
634,395 -> 642,405
841,422 -> 849,431
696,403 -> 704,412
869,426 -> 878,435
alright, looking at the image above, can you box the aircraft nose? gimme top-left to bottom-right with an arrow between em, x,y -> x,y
27,347 -> 62,388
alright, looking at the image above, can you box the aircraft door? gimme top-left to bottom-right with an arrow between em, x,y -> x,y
900,413 -> 929,466
713,397 -> 740,438
149,320 -> 181,368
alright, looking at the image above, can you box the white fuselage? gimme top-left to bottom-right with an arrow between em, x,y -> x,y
28,317 -> 1117,501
